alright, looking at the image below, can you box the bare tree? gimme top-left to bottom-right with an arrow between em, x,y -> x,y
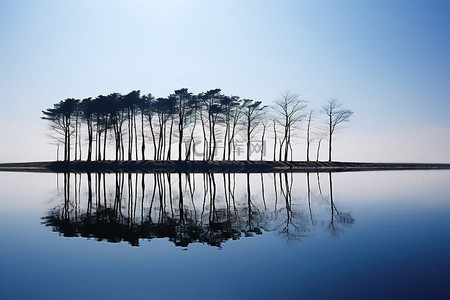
323,99 -> 353,162
272,92 -> 307,161
305,110 -> 315,161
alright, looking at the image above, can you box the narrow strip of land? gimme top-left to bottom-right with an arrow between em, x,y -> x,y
0,161 -> 450,173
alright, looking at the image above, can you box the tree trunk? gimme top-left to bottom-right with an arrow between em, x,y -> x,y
157,117 -> 164,160
261,125 -> 266,161
64,120 -> 68,161
178,127 -> 183,161
178,115 -> 183,161
97,130 -> 101,161
87,119 -> 93,162
316,138 -> 322,161
279,132 -> 287,161
246,117 -> 251,161
284,126 -> 289,161
186,120 -> 197,161
78,121 -> 82,161
167,117 -> 174,160
134,112 -> 138,160
141,111 -> 145,161
328,113 -> 332,162
306,115 -> 311,161
208,113 -> 213,161
74,113 -> 78,160
211,122 -> 217,160
128,108 -> 132,161
113,122 -> 119,161
273,121 -> 277,161
148,115 -> 157,160
67,116 -> 71,161
200,112 -> 208,161
328,110 -> 332,162
103,118 -> 107,161
161,118 -> 167,160
222,117 -> 229,161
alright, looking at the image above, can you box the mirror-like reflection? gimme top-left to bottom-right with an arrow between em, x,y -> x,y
42,172 -> 354,247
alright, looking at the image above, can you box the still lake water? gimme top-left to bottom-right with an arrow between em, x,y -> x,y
0,170 -> 449,299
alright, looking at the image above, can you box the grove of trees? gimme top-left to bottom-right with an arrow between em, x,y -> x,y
42,88 -> 353,162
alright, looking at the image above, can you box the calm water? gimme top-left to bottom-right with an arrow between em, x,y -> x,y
0,170 -> 449,299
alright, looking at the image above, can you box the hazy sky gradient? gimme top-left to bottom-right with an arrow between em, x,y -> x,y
1,0 -> 449,162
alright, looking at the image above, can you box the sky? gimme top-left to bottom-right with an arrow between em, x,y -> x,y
0,0 -> 449,163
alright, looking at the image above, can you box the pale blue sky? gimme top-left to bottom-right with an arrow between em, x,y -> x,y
0,0 -> 449,162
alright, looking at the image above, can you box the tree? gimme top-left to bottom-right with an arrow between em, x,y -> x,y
305,110 -> 315,161
153,96 -> 176,160
42,98 -> 79,161
220,95 -> 242,160
122,90 -> 141,160
184,94 -> 200,161
80,98 -> 94,161
323,99 -> 353,162
107,93 -> 125,161
260,119 -> 268,161
271,116 -> 278,161
142,94 -> 158,160
166,95 -> 176,160
173,88 -> 193,161
199,89 -> 223,160
241,99 -> 266,161
316,135 -> 325,161
273,92 -> 307,161
73,101 -> 82,161
138,93 -> 153,161
92,94 -> 110,161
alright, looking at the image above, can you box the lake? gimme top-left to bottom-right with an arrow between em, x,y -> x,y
1,170 -> 449,299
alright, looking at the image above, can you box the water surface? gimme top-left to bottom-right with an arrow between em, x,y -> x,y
0,171 -> 449,299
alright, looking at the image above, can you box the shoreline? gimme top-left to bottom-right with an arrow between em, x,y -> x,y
1,160 -> 450,173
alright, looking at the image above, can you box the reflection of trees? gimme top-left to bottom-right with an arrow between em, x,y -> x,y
273,173 -> 309,242
327,172 -> 355,238
42,172 -> 354,247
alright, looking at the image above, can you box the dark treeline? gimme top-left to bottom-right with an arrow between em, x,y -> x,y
42,89 -> 352,162
42,172 -> 354,247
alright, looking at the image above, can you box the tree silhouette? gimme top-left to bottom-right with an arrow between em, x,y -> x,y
142,93 -> 158,160
42,88 -> 354,163
306,110 -> 315,161
42,98 -> 79,161
173,88 -> 194,161
198,89 -> 223,160
184,94 -> 200,161
122,90 -> 141,160
106,93 -> 125,161
323,99 -> 353,162
242,99 -> 266,161
79,97 -> 95,161
227,96 -> 243,161
273,92 -> 307,161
